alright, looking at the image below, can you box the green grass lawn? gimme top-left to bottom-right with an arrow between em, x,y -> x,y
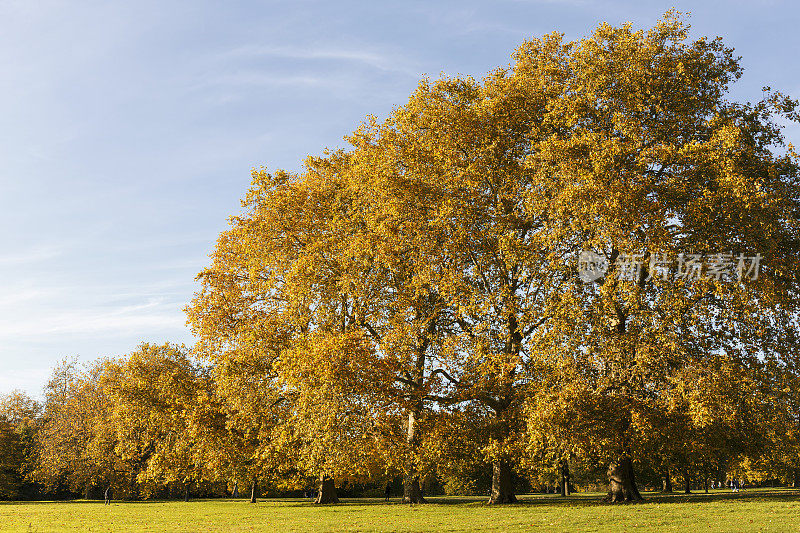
1,489 -> 798,532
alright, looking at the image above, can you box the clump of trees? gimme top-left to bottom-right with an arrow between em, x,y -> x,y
2,12 -> 799,504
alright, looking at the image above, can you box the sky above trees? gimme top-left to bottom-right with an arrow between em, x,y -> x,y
1,0 -> 798,396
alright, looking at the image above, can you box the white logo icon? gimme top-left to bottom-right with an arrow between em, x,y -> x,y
578,251 -> 608,282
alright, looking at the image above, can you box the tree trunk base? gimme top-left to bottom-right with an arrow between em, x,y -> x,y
403,477 -> 427,504
250,479 -> 258,504
560,460 -> 571,497
662,469 -> 673,493
315,476 -> 339,504
488,459 -> 517,504
604,456 -> 643,503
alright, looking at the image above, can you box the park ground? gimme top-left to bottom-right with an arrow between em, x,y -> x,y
1,488 -> 798,532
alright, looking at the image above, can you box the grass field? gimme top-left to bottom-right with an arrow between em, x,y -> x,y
1,489 -> 798,532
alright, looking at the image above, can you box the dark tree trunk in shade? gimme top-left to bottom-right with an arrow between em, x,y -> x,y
184,482 -> 190,502
403,476 -> 425,504
488,459 -> 517,504
794,468 -> 800,488
605,456 -> 643,503
250,479 -> 258,504
684,470 -> 691,494
315,475 -> 339,504
560,460 -> 571,497
662,469 -> 673,493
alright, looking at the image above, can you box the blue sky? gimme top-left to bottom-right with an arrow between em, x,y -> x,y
1,0 -> 798,397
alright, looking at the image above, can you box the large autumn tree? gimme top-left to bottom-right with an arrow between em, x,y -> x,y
347,74 -> 565,503
188,161 -> 390,503
520,12 -> 800,502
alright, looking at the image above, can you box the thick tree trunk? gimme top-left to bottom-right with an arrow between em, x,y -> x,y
793,468 -> 800,488
605,456 -> 643,503
232,481 -> 239,498
184,482 -> 190,502
683,470 -> 691,494
662,469 -> 673,493
403,476 -> 425,504
250,479 -> 257,504
560,460 -> 571,497
314,475 -> 339,504
403,407 -> 426,503
129,471 -> 139,501
488,458 -> 517,504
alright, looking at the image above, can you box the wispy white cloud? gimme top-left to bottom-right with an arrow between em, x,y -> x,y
0,286 -> 55,307
47,302 -> 185,336
0,245 -> 62,266
198,72 -> 342,89
188,43 -> 423,105
506,0 -> 593,5
220,45 -> 421,77
456,20 -> 534,38
0,367 -> 53,399
105,232 -> 215,253
0,298 -> 186,339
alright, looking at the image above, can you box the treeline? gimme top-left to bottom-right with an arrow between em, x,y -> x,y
0,339 -> 797,503
3,13 -> 800,504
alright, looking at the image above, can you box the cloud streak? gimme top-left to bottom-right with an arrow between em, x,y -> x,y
0,298 -> 187,339
0,245 -> 62,266
220,45 -> 421,77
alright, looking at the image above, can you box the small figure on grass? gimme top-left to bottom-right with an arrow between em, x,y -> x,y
104,486 -> 113,506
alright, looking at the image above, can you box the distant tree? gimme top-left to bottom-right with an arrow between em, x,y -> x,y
109,343 -> 209,501
0,416 -> 22,498
0,390 -> 42,499
33,358 -> 129,498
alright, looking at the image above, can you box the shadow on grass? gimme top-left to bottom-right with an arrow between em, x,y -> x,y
507,489 -> 800,508
2,489 -> 798,509
344,489 -> 800,508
